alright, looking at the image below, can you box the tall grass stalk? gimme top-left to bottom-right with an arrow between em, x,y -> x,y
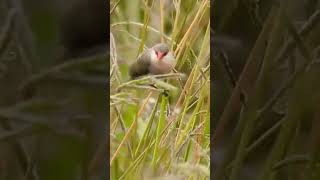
152,93 -> 168,169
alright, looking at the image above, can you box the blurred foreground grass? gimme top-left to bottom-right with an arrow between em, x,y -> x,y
110,0 -> 210,179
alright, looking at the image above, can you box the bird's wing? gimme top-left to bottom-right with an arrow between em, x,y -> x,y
129,50 -> 151,78
137,49 -> 151,65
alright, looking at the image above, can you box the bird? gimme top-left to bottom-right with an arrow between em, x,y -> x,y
129,43 -> 176,79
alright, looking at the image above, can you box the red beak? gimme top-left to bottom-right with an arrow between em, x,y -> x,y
157,52 -> 165,60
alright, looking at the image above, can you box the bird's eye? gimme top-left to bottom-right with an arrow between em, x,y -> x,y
155,51 -> 158,55
163,52 -> 168,56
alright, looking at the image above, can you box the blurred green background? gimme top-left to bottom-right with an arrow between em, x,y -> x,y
213,0 -> 320,179
0,0 -> 107,179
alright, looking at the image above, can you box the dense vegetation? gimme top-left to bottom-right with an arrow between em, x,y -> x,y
110,0 -> 210,179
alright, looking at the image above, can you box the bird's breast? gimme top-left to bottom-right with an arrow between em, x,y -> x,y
149,55 -> 175,74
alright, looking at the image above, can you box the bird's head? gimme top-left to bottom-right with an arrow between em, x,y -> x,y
151,43 -> 170,61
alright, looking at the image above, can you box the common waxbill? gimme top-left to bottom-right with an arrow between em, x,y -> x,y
129,43 -> 176,79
